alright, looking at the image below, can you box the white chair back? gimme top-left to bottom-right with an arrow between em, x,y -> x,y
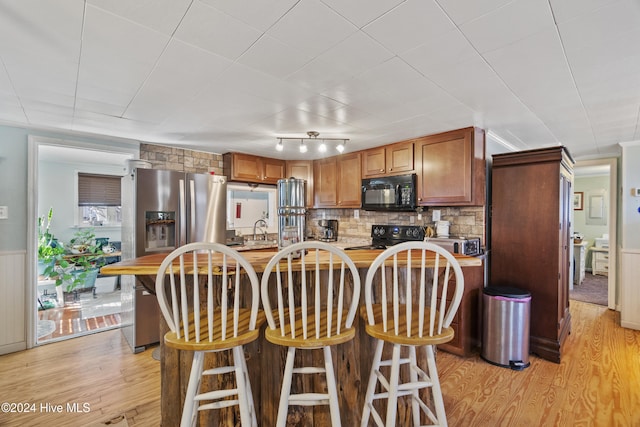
363,241 -> 465,339
260,241 -> 361,343
155,242 -> 261,344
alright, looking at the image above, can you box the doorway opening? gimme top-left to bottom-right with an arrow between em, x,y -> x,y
31,138 -> 135,345
571,158 -> 618,310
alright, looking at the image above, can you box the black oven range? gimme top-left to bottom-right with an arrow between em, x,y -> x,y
345,224 -> 482,256
345,224 -> 425,250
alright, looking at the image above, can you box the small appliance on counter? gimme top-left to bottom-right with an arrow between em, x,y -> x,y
277,178 -> 306,251
317,219 -> 338,242
429,237 -> 481,256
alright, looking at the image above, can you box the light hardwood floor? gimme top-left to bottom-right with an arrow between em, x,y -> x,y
1,300 -> 638,426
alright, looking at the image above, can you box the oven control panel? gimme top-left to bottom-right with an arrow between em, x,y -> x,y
371,225 -> 425,243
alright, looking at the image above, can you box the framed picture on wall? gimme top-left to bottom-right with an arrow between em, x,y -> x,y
573,192 -> 583,210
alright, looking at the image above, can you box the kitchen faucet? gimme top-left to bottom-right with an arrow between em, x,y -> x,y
253,219 -> 268,240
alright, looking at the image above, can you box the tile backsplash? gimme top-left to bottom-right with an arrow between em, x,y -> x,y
307,206 -> 486,245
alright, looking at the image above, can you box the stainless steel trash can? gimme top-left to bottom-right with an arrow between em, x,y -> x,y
481,286 -> 531,370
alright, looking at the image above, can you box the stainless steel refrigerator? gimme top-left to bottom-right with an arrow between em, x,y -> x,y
120,166 -> 227,353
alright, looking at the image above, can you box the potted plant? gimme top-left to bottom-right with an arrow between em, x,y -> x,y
60,228 -> 105,295
38,208 -> 65,277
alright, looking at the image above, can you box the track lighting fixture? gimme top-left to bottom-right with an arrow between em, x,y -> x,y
275,131 -> 349,154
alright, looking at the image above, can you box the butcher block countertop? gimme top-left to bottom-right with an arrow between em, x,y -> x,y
100,247 -> 481,276
100,246 -> 483,426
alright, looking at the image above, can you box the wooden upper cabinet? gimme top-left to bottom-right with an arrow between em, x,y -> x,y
337,152 -> 361,207
415,127 -> 485,206
313,157 -> 338,207
224,153 -> 285,185
313,152 -> 361,208
362,141 -> 414,177
262,157 -> 286,184
285,160 -> 314,207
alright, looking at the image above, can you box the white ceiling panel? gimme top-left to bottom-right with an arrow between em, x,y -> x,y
238,35 -> 313,80
0,0 -> 639,160
199,0 -> 299,32
267,0 -> 357,58
435,0 -> 512,25
173,1 -> 262,60
87,0 -> 192,36
460,0 -> 554,53
319,0 -> 404,28
483,29 -> 581,112
363,0 -> 455,54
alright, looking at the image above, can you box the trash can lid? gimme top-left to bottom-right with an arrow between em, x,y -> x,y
483,286 -> 531,299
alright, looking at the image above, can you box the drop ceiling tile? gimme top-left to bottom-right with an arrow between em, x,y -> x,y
237,35 -> 313,80
215,63 -> 315,107
267,0 -> 357,57
314,31 -> 394,79
319,0 -> 404,28
423,55 -> 518,111
483,29 -> 579,109
88,0 -> 191,35
437,0 -> 512,25
199,0 -> 298,32
0,0 -> 83,61
363,0 -> 455,54
460,0 -> 555,53
549,0 -> 620,24
173,1 -> 262,60
558,0 -> 640,51
401,29 -> 479,77
125,39 -> 234,120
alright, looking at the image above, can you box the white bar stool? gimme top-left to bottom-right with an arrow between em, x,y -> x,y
360,241 -> 465,427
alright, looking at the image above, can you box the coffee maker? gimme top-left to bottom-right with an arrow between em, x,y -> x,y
318,219 -> 338,242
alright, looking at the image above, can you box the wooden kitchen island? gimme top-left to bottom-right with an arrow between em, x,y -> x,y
101,248 -> 483,426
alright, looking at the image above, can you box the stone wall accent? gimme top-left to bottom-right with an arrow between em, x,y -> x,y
139,143 -> 224,175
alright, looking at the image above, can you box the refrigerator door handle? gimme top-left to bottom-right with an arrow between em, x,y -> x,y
179,178 -> 186,247
189,179 -> 196,243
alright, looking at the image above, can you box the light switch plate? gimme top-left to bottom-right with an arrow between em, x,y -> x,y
0,206 -> 7,219
432,210 -> 441,222
354,209 -> 359,219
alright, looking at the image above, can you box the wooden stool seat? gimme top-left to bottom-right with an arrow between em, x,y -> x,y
164,308 -> 264,351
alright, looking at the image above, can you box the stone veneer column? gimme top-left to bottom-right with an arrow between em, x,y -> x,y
139,143 -> 224,175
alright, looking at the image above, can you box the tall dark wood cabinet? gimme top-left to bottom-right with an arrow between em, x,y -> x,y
490,146 -> 574,363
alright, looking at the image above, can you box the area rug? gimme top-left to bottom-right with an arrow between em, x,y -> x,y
37,320 -> 56,338
570,273 -> 608,306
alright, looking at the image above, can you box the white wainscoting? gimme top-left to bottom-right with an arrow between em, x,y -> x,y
621,249 -> 640,330
0,251 -> 26,354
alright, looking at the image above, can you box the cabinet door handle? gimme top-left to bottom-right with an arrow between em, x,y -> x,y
380,168 -> 384,172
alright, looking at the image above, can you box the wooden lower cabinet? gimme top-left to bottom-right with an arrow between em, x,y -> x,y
490,146 -> 574,363
438,261 -> 483,356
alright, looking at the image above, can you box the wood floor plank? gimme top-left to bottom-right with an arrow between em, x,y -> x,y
0,300 -> 638,426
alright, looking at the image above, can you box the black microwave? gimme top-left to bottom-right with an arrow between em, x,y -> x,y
361,173 -> 417,211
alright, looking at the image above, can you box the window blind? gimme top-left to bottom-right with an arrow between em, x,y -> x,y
78,173 -> 121,206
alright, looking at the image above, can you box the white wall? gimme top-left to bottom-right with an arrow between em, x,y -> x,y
39,159 -> 126,245
620,142 -> 640,250
620,141 -> 640,329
